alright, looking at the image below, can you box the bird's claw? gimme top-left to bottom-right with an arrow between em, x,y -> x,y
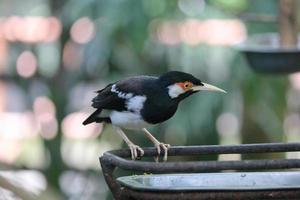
154,143 -> 170,162
129,144 -> 144,160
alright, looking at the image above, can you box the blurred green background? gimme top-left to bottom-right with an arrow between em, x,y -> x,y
0,0 -> 300,199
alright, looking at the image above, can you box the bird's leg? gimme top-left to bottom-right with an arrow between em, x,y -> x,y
114,127 -> 144,160
142,128 -> 170,162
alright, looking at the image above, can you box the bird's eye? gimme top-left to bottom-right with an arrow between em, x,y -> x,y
183,82 -> 193,89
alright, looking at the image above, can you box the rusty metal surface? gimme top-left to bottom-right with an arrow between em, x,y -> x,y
108,142 -> 300,158
99,143 -> 300,199
119,189 -> 300,200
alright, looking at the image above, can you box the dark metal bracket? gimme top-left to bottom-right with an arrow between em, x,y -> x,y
100,143 -> 300,199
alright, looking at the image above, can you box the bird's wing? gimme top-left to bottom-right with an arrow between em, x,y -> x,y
91,76 -> 157,111
92,83 -> 126,111
113,76 -> 157,94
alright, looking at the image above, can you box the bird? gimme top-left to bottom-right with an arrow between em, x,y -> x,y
83,71 -> 226,161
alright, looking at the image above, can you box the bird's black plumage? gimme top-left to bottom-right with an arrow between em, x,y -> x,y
83,71 -> 203,126
83,71 -> 226,161
82,109 -> 103,125
91,76 -> 157,110
159,71 -> 202,85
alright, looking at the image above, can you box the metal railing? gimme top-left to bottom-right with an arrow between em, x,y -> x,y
100,143 -> 300,199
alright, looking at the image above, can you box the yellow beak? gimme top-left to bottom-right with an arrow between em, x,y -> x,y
191,82 -> 226,93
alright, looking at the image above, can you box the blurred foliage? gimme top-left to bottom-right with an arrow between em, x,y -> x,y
209,0 -> 249,13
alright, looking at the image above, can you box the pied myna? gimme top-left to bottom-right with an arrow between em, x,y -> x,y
83,71 -> 226,161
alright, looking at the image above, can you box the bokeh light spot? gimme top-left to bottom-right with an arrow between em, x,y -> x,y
180,19 -> 203,45
33,96 -> 57,140
63,40 -> 82,70
70,17 -> 95,44
157,21 -> 181,45
0,16 -> 62,43
16,51 -> 37,78
289,72 -> 300,90
33,96 -> 55,117
151,19 -> 246,46
216,112 -> 239,136
0,112 -> 39,139
45,17 -> 62,42
62,112 -> 102,139
284,114 -> 300,139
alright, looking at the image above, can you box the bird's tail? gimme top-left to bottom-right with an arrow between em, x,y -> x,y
82,109 -> 102,125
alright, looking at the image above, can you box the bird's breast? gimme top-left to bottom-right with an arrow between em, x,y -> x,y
109,111 -> 151,130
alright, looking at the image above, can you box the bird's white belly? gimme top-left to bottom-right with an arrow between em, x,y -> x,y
109,111 -> 151,130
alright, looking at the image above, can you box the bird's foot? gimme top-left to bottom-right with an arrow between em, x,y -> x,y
128,144 -> 144,160
154,143 -> 170,162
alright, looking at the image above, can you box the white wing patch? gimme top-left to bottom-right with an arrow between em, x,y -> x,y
111,84 -> 133,99
167,84 -> 185,98
109,84 -> 149,129
126,95 -> 147,113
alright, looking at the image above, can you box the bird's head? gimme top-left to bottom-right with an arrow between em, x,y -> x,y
159,71 -> 226,100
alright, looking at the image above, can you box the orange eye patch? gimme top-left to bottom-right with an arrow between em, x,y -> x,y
177,81 -> 194,90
